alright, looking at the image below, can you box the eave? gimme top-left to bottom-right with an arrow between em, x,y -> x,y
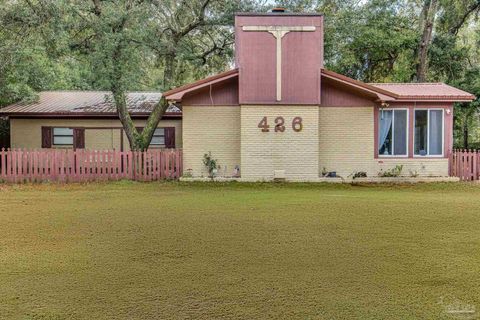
321,69 -> 399,102
163,69 -> 239,102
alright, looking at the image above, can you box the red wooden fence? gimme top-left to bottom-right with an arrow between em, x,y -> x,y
449,149 -> 480,181
0,148 -> 182,183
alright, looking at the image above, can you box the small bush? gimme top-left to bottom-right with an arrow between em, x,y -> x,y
349,171 -> 367,179
378,165 -> 403,177
203,152 -> 218,179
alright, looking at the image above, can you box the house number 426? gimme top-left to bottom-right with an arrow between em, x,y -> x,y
258,116 -> 303,133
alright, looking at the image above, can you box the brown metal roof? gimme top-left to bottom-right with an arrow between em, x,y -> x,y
0,91 -> 181,116
369,83 -> 475,101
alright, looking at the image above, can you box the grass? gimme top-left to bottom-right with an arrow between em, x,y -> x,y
1,182 -> 480,319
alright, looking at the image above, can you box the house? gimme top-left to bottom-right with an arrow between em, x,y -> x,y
0,91 -> 182,151
0,9 -> 475,181
162,10 -> 474,180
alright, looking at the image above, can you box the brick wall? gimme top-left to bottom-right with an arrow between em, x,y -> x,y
318,107 -> 448,178
319,107 -> 375,177
375,159 -> 448,177
241,105 -> 319,181
182,106 -> 241,177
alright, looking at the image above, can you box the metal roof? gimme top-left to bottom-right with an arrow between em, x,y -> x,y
0,91 -> 181,116
369,83 -> 475,101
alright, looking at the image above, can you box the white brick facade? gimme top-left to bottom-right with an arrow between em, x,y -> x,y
182,106 -> 241,177
182,105 -> 448,180
241,105 -> 319,181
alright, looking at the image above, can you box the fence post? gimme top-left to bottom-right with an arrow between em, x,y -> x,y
0,148 -> 5,180
0,148 -> 184,183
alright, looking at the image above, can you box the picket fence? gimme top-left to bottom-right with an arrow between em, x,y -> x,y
449,149 -> 480,181
0,148 -> 182,183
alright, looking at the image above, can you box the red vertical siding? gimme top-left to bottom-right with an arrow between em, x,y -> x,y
182,77 -> 239,106
321,82 -> 375,107
235,14 -> 323,105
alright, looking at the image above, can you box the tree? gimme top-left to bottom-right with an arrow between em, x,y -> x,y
67,0 -> 258,151
415,0 -> 438,82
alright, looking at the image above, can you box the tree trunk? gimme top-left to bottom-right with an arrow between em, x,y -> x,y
415,0 -> 437,82
112,89 -> 169,151
113,90 -> 140,150
163,50 -> 176,90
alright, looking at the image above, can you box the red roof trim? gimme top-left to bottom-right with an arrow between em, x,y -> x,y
164,69 -> 239,101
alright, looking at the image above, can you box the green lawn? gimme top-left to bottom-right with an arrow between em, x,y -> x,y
1,182 -> 480,319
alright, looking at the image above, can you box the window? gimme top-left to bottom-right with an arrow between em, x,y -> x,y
150,128 -> 165,146
378,109 -> 408,156
53,128 -> 73,145
414,109 -> 443,156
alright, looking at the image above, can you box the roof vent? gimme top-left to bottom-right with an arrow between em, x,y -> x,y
271,7 -> 286,13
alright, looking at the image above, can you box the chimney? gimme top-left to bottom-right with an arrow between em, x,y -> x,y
235,11 -> 324,105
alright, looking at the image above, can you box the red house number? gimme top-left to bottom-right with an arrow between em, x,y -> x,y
258,116 -> 303,132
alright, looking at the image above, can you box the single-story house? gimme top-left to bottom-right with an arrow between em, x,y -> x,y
0,10 -> 475,181
0,91 -> 182,151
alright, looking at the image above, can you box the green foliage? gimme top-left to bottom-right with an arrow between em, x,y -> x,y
0,0 -> 479,147
378,165 -> 404,177
203,152 -> 218,179
349,171 -> 368,179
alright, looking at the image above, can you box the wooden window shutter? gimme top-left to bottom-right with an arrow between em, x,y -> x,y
41,127 -> 52,148
73,128 -> 85,149
165,127 -> 175,148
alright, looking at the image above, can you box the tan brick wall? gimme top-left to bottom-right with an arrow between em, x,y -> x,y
318,107 -> 449,177
182,106 -> 241,177
241,105 -> 319,181
319,107 -> 375,177
375,159 -> 449,177
10,118 -> 182,150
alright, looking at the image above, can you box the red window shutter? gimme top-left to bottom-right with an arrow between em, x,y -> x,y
41,127 -> 52,148
165,127 -> 175,148
73,128 -> 85,149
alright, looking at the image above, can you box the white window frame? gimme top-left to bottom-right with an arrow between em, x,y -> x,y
378,108 -> 409,157
413,108 -> 444,157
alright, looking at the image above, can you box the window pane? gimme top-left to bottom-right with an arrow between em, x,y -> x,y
414,110 -> 428,155
154,128 -> 165,136
53,136 -> 73,145
53,128 -> 73,136
429,110 -> 443,155
151,136 -> 165,145
378,110 -> 393,155
393,110 -> 407,155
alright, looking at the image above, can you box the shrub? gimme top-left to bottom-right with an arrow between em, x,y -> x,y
349,171 -> 367,179
378,165 -> 403,177
203,152 -> 218,179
